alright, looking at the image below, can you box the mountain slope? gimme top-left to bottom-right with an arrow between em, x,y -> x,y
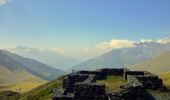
132,50 -> 170,75
0,50 -> 41,84
69,42 -> 170,71
160,72 -> 170,88
0,50 -> 65,82
0,65 -> 42,84
7,46 -> 80,70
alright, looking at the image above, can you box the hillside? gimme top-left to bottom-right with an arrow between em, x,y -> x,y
0,50 -> 65,81
0,50 -> 47,93
132,51 -> 170,75
7,46 -> 80,70
1,74 -> 170,100
69,42 -> 170,71
0,50 -> 42,84
160,72 -> 170,88
15,77 -> 63,100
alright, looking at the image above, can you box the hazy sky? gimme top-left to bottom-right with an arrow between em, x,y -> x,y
0,0 -> 170,49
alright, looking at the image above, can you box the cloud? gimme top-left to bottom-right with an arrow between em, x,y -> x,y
0,0 -> 10,6
39,38 -> 170,60
95,38 -> 170,50
95,39 -> 135,49
139,38 -> 170,44
155,38 -> 170,44
5,37 -> 170,61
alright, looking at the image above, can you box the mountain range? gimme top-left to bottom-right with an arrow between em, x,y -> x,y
69,42 -> 170,71
0,50 -> 65,84
7,46 -> 80,70
132,50 -> 170,75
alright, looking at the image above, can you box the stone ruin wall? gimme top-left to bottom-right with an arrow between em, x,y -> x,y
125,71 -> 163,89
62,74 -> 91,93
52,68 -> 163,100
74,82 -> 107,100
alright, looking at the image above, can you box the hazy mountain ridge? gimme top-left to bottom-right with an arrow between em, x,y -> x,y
7,46 -> 80,70
0,51 -> 42,84
69,42 -> 170,71
132,50 -> 170,75
0,50 -> 65,83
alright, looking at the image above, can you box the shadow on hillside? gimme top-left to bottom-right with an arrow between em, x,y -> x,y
0,91 -> 20,100
143,90 -> 156,100
143,86 -> 170,100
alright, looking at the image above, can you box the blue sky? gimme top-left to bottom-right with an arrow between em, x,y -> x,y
0,0 -> 170,49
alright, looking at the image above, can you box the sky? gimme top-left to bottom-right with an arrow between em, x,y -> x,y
0,0 -> 170,51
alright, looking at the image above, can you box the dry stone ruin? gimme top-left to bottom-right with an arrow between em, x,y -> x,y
52,68 -> 163,100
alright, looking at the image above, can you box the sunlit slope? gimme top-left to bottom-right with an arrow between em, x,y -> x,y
18,77 -> 63,100
160,72 -> 170,88
0,65 -> 41,84
0,81 -> 46,93
132,51 -> 170,75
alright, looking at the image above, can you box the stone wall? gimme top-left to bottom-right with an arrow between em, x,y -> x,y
74,82 -> 108,100
136,75 -> 163,89
124,71 -> 144,80
83,75 -> 96,83
97,68 -> 125,76
126,75 -> 143,87
76,68 -> 126,80
109,83 -> 145,100
76,71 -> 106,80
53,95 -> 74,100
125,71 -> 163,89
62,74 -> 89,92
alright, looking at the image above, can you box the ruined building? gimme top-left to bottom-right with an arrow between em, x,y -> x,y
52,68 -> 163,100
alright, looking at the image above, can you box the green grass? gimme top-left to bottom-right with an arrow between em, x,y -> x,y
0,76 -> 64,100
18,76 -> 64,100
97,76 -> 127,92
0,91 -> 20,100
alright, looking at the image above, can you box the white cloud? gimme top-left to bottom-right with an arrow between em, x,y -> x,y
38,38 -> 170,60
139,39 -> 154,43
0,0 -> 10,6
4,37 -> 170,61
95,39 -> 135,49
139,38 -> 170,44
156,38 -> 170,44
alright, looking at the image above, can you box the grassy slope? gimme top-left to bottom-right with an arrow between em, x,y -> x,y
97,76 -> 127,92
0,91 -> 20,100
0,65 -> 46,93
160,72 -> 170,88
18,77 -> 63,100
132,51 -> 170,75
0,81 -> 47,93
0,77 -> 63,100
2,74 -> 170,100
0,65 -> 42,84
